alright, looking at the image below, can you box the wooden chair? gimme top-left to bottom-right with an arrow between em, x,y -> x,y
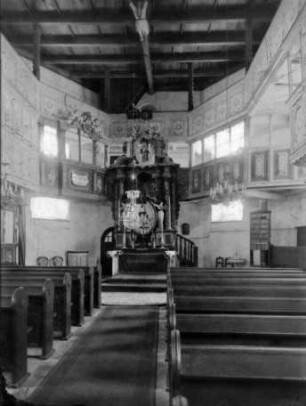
36,256 -> 49,266
49,256 -> 64,267
215,256 -> 224,268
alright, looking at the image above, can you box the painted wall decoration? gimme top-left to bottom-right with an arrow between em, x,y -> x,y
95,172 -> 105,195
40,160 -> 60,189
274,150 -> 291,180
203,166 -> 213,191
171,119 -> 185,137
191,169 -> 202,194
112,121 -> 127,139
251,151 -> 269,182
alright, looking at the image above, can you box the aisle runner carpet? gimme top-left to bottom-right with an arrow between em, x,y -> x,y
30,306 -> 159,406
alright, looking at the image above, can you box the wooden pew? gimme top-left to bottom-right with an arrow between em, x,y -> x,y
171,266 -> 304,273
169,328 -> 306,406
171,284 -> 306,297
173,312 -> 306,345
0,287 -> 28,387
1,279 -> 54,359
173,295 -> 306,315
93,264 -> 102,308
168,268 -> 306,405
2,266 -> 85,326
2,272 -> 72,340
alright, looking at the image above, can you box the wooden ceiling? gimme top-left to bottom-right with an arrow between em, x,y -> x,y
0,0 -> 281,114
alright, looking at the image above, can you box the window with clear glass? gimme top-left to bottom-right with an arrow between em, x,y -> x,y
230,122 -> 245,154
211,200 -> 243,222
216,128 -> 230,158
41,125 -> 58,157
203,135 -> 215,163
65,129 -> 94,164
191,140 -> 203,166
31,197 -> 70,220
167,142 -> 189,167
65,128 -> 79,161
81,136 -> 93,164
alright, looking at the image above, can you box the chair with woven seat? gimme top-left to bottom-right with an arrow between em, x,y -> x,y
215,256 -> 224,268
36,256 -> 49,266
49,256 -> 64,267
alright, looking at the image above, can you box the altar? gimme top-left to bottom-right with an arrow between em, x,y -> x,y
105,120 -> 180,273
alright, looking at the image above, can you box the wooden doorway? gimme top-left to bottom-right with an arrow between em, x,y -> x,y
100,226 -> 116,278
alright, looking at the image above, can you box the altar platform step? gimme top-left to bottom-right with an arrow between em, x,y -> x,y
102,273 -> 167,293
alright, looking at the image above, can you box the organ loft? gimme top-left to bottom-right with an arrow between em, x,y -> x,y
2,1 -> 306,406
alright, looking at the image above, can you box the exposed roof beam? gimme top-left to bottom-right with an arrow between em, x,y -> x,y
16,47 -> 246,65
36,51 -> 246,65
36,53 -> 244,65
9,31 -> 261,47
70,69 -> 226,79
0,5 -> 276,25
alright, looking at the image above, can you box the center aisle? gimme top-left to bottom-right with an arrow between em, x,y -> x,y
30,306 -> 159,406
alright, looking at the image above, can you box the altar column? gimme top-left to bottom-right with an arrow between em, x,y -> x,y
170,174 -> 177,230
115,169 -> 125,226
162,168 -> 171,230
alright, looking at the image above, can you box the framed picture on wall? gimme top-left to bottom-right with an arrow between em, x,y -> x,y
274,150 -> 291,180
251,151 -> 269,181
191,169 -> 202,193
203,165 -> 213,191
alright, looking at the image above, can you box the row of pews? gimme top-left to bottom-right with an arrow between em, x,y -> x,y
167,266 -> 306,406
0,265 -> 101,387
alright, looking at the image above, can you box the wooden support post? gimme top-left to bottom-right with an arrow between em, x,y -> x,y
142,36 -> 154,94
188,62 -> 194,111
245,1 -> 253,69
33,23 -> 41,80
104,69 -> 111,112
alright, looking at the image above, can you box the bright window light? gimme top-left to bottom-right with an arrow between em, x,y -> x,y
216,128 -> 230,158
203,135 -> 215,163
191,140 -> 203,166
41,125 -> 58,157
211,200 -> 243,222
65,128 -> 79,161
31,197 -> 70,220
231,122 -> 245,154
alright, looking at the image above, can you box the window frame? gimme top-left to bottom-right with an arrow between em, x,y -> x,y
40,123 -> 58,158
201,120 -> 245,164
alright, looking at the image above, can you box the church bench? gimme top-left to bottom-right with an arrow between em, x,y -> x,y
2,266 -> 85,326
170,284 -> 306,298
0,288 -> 28,387
171,266 -> 304,273
171,311 -> 306,345
171,295 -> 306,315
1,280 -> 54,359
169,329 -> 306,406
2,272 -> 72,340
169,276 -> 306,287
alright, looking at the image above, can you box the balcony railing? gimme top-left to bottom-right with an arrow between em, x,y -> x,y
176,234 -> 198,267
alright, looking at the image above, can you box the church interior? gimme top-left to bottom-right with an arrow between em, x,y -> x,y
2,0 -> 306,405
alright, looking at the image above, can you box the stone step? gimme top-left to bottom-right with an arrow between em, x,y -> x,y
101,283 -> 166,293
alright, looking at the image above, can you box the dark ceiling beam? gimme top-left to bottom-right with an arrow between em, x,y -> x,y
16,47 -> 247,65
9,31 -> 261,47
0,5 -> 276,25
38,51 -> 247,65
69,69 -> 226,79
